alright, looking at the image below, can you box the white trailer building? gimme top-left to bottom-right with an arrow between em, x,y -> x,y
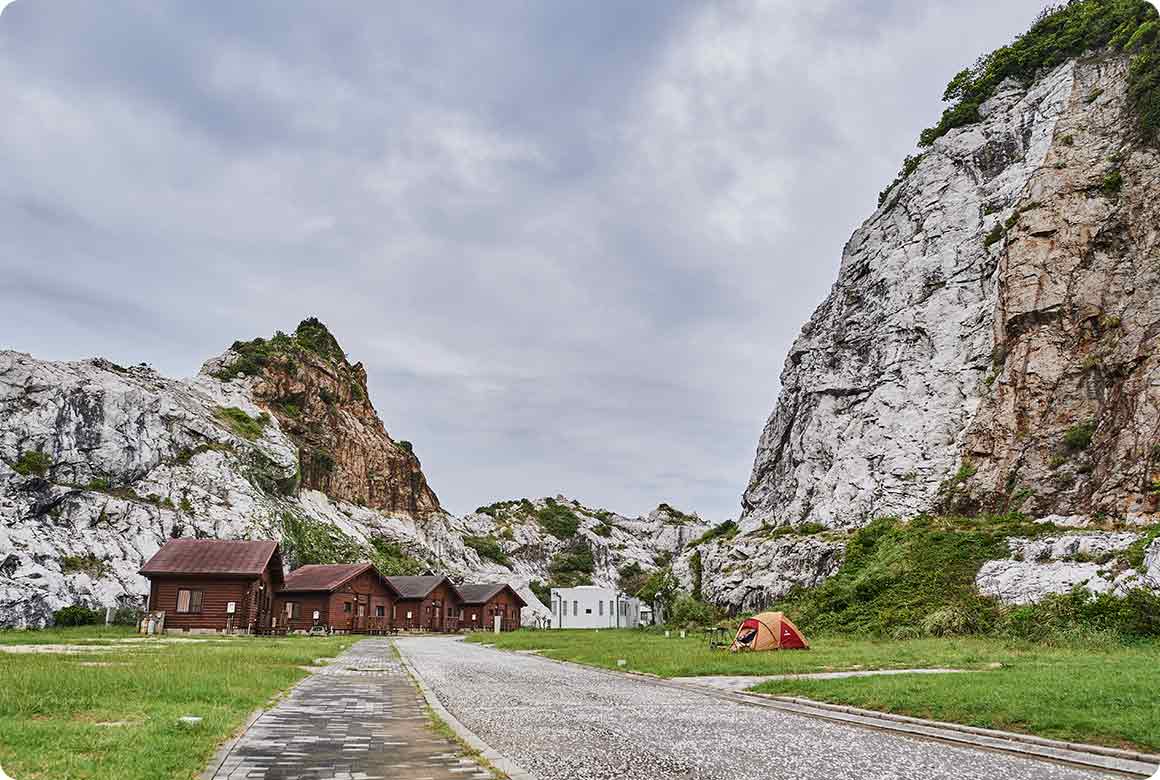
549,586 -> 641,629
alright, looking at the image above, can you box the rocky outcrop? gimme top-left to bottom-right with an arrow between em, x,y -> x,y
975,532 -> 1146,604
212,319 -> 440,516
0,329 -> 704,626
674,532 -> 844,613
742,53 -> 1160,535
454,498 -> 711,592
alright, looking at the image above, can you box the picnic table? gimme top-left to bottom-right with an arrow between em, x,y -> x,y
704,626 -> 730,650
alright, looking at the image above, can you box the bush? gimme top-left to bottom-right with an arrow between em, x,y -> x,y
668,594 -> 720,628
1102,169 -> 1124,196
464,535 -> 511,567
1064,421 -> 1097,451
922,606 -> 981,637
891,625 -> 923,641
53,605 -> 102,627
368,536 -> 424,576
11,450 -> 51,477
692,520 -> 738,546
110,606 -> 144,626
535,500 -> 581,539
618,562 -> 649,596
1002,587 -> 1160,641
548,541 -> 595,587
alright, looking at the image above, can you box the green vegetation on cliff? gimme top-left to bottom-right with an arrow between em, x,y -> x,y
921,0 -> 1160,147
277,512 -> 423,576
213,317 -> 348,380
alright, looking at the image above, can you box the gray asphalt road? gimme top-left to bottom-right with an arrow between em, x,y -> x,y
396,637 -> 1112,780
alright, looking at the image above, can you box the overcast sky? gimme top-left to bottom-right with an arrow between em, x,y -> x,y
0,0 -> 1056,521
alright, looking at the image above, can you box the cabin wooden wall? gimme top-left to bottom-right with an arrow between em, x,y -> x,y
393,581 -> 463,631
461,589 -> 523,631
148,576 -> 257,632
274,571 -> 396,632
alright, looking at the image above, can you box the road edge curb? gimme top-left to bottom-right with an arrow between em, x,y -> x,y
396,639 -> 539,780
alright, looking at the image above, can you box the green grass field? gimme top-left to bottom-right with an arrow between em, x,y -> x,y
0,629 -> 352,780
466,628 -> 1019,676
467,629 -> 1160,752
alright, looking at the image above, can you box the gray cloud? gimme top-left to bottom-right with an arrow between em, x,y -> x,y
0,0 -> 1055,519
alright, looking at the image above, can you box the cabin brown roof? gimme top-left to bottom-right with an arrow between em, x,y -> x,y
387,575 -> 458,600
457,583 -> 527,606
139,539 -> 280,577
281,563 -> 393,593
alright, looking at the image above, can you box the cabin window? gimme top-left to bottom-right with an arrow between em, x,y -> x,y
471,613 -> 477,621
585,608 -> 592,614
343,602 -> 352,613
357,603 -> 366,617
176,589 -> 203,614
284,602 -> 301,619
376,605 -> 385,618
598,601 -> 603,616
572,600 -> 578,616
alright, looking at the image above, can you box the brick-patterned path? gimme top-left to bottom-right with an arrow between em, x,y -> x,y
206,639 -> 490,780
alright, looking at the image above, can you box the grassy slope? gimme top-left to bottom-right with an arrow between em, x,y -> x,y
754,641 -> 1160,752
0,630 -> 352,780
468,629 -> 1160,752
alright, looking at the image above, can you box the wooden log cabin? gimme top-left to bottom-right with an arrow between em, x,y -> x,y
273,563 -> 400,633
457,583 -> 525,631
385,575 -> 463,632
139,539 -> 284,634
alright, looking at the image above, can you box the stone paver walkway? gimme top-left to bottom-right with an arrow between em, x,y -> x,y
206,639 -> 490,780
675,667 -> 970,692
398,637 -> 1110,780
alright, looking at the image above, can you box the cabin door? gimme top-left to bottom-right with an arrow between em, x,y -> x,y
355,595 -> 369,632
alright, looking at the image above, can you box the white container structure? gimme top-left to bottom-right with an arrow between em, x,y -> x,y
549,586 -> 641,629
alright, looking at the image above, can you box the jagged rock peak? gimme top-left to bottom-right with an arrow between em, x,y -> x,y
742,2 -> 1160,534
206,318 -> 440,517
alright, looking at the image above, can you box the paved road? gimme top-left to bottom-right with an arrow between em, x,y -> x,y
396,637 -> 1111,780
206,639 -> 490,780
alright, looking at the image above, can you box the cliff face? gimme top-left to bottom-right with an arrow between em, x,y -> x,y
742,53 -> 1159,533
213,319 -> 440,516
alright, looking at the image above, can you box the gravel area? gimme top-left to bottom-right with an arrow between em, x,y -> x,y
396,637 -> 1111,780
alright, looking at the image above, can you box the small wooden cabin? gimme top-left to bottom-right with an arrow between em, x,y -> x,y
457,583 -> 525,631
274,563 -> 400,633
386,575 -> 463,631
139,539 -> 283,634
